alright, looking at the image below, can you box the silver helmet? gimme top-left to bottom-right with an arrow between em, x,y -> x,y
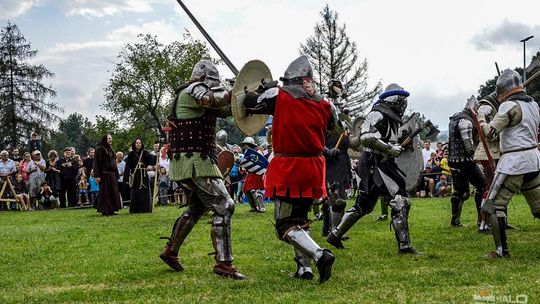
496,69 -> 524,101
379,83 -> 409,115
216,130 -> 228,144
281,55 -> 313,81
190,60 -> 220,87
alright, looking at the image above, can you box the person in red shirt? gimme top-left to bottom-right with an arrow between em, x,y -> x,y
243,55 -> 337,283
240,137 -> 266,212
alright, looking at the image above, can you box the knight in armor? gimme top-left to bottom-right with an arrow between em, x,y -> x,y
447,99 -> 486,227
321,79 -> 352,237
240,136 -> 265,213
242,55 -> 336,283
474,92 -> 500,232
473,92 -> 516,231
326,83 -> 420,255
159,60 -> 245,279
480,69 -> 540,258
216,130 -> 233,151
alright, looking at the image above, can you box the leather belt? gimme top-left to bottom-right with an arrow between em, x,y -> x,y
500,145 -> 538,155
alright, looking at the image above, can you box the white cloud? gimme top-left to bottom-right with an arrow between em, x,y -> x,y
56,0 -> 153,18
33,20 -> 183,123
0,0 -> 43,18
471,20 -> 540,53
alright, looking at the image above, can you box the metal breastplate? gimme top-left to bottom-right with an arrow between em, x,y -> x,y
500,101 -> 539,153
448,112 -> 476,163
374,112 -> 400,143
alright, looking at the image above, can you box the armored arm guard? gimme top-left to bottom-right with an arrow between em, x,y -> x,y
243,87 -> 278,115
458,118 -> 475,156
187,82 -> 231,108
477,104 -> 495,137
360,111 -> 401,156
488,101 -> 521,139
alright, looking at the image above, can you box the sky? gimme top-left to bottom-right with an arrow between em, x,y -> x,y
1,0 -> 540,130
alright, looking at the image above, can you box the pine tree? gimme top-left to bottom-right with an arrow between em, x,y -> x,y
300,5 -> 381,117
0,22 -> 60,150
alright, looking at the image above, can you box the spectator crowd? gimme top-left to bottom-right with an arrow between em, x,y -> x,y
0,133 -> 453,214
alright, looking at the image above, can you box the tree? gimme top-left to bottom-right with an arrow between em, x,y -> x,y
0,22 -> 60,150
103,33 -> 212,139
300,5 -> 381,117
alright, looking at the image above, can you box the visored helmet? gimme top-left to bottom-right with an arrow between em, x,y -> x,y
379,83 -> 409,115
190,60 -> 220,87
496,69 -> 524,101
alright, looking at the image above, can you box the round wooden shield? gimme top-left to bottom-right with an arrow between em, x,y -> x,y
217,150 -> 235,177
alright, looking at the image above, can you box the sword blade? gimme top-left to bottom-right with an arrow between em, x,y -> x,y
176,0 -> 239,76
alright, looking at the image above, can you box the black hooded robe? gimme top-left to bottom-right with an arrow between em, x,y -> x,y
125,139 -> 152,213
93,135 -> 121,215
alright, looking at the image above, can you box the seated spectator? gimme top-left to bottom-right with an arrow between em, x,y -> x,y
416,165 -> 435,198
0,150 -> 18,210
439,150 -> 452,184
427,152 -> 442,173
435,174 -> 451,197
13,173 -> 30,211
39,181 -> 59,209
435,142 -> 445,160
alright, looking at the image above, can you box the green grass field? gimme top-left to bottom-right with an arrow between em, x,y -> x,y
1,196 -> 539,304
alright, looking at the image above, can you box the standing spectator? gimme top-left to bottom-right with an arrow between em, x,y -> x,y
18,152 -> 31,186
58,148 -> 78,208
158,147 -> 169,173
27,133 -> 42,154
439,150 -> 452,183
93,134 -> 121,216
115,152 -> 127,205
0,150 -> 17,210
125,138 -> 153,213
45,150 -> 62,202
13,173 -> 29,210
421,139 -> 433,167
27,150 -> 46,210
157,167 -> 170,205
88,171 -> 99,208
77,169 -> 89,205
11,147 -> 22,167
83,148 -> 95,177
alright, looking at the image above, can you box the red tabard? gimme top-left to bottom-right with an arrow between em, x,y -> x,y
243,148 -> 265,191
243,172 -> 264,191
264,89 -> 331,199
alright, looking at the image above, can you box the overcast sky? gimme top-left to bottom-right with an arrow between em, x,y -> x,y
2,0 -> 540,129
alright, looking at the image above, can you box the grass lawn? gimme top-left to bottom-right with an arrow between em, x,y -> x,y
1,196 -> 539,303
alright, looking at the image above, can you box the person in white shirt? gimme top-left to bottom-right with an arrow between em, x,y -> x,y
421,139 -> 433,167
